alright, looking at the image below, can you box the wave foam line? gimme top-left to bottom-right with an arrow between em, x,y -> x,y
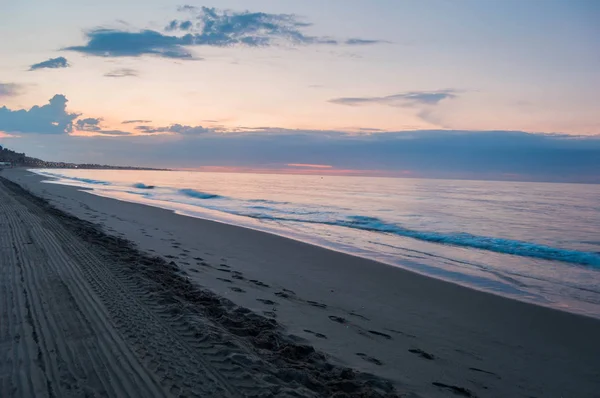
242,214 -> 600,267
178,188 -> 223,200
36,171 -> 112,186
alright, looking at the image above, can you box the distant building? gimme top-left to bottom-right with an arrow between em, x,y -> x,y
0,161 -> 11,167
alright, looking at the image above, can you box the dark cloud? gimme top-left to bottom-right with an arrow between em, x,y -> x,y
29,57 -> 70,71
0,96 -> 133,136
65,29 -> 196,59
179,21 -> 193,31
75,117 -> 132,136
0,83 -> 23,97
76,117 -> 102,131
0,94 -> 78,134
122,119 -> 152,124
16,129 -> 599,183
64,7 -> 382,59
329,90 -> 459,107
104,68 -> 139,78
136,123 -> 212,135
165,20 -> 192,31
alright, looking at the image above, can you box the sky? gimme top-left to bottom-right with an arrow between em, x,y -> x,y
0,0 -> 599,182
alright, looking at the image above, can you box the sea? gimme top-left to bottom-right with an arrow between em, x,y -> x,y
31,169 -> 600,318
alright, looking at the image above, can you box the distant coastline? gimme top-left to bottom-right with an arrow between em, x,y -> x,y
0,144 -> 169,171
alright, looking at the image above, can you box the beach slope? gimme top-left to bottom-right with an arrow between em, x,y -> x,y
2,169 -> 600,398
0,175 -> 399,397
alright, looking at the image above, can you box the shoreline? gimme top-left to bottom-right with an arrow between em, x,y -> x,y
28,167 -> 600,319
0,174 -> 399,397
4,168 -> 600,397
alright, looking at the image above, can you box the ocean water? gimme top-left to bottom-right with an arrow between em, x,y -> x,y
32,169 -> 600,318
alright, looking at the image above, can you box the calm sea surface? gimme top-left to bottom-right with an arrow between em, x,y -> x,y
32,169 -> 600,318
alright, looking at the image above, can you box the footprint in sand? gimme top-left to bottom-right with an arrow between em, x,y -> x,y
469,367 -> 500,379
303,329 -> 327,339
216,278 -> 233,283
409,348 -> 435,360
229,287 -> 245,293
328,315 -> 347,324
432,382 -> 474,397
356,353 -> 383,366
249,280 -> 270,288
307,300 -> 327,309
257,299 -> 278,306
231,272 -> 245,280
368,330 -> 392,340
348,312 -> 369,321
385,328 -> 416,338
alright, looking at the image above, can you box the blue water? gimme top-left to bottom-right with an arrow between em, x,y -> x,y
32,169 -> 600,317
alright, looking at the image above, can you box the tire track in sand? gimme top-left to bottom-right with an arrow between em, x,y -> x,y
0,183 -> 168,397
0,177 -> 399,398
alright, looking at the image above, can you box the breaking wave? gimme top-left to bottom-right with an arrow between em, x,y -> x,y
235,214 -> 600,267
178,188 -> 223,200
32,169 -> 600,268
132,183 -> 155,189
37,171 -> 112,186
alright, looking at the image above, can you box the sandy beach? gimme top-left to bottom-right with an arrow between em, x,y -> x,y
2,168 -> 600,398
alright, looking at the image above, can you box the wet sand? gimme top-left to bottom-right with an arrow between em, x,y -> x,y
2,168 -> 600,398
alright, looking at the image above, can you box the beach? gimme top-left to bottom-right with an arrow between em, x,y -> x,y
1,168 -> 600,397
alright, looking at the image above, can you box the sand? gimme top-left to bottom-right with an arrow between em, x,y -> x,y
2,168 -> 600,398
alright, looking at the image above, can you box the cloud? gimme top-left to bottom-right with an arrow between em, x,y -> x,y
122,119 -> 152,124
104,68 -> 139,78
329,89 -> 461,126
165,20 -> 193,31
329,90 -> 459,107
344,38 -> 386,45
64,7 -> 382,59
86,129 -> 132,136
65,29 -> 196,59
29,57 -> 70,71
165,6 -> 336,46
0,94 -> 78,134
177,5 -> 198,12
74,117 -> 132,136
0,83 -> 24,97
17,129 -> 599,183
76,117 -> 102,131
135,123 -> 212,135
0,96 -> 133,136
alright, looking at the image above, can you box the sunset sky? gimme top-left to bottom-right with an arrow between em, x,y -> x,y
1,0 -> 599,181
